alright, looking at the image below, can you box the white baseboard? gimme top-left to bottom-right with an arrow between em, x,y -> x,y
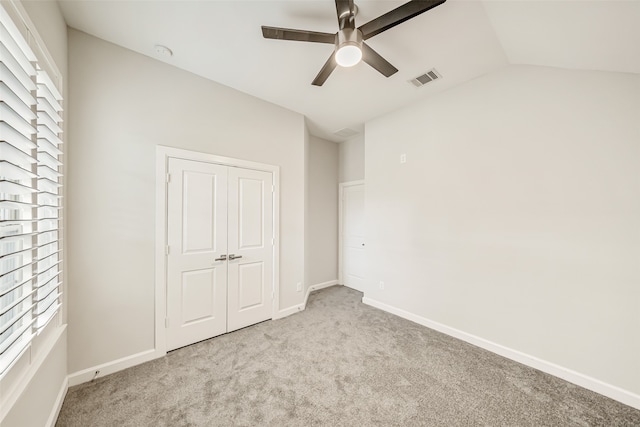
362,297 -> 640,410
67,348 -> 164,387
273,303 -> 304,320
273,281 -> 340,320
304,280 -> 340,308
46,376 -> 68,427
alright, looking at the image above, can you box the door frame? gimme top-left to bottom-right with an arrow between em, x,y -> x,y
155,145 -> 280,354
338,180 -> 364,287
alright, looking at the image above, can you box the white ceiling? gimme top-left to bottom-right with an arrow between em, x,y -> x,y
58,0 -> 640,142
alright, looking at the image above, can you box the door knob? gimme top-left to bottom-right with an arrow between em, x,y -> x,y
229,254 -> 243,260
214,255 -> 227,261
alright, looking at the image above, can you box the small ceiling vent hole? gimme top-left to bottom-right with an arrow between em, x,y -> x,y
410,68 -> 441,87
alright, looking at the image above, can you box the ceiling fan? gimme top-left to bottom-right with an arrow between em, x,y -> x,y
261,0 -> 447,86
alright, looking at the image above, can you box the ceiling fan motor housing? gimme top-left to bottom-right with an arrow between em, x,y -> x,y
335,28 -> 364,67
337,28 -> 363,49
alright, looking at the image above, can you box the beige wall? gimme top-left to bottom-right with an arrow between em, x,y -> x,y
1,1 -> 68,426
339,134 -> 364,183
67,30 -> 306,373
306,136 -> 339,288
364,65 -> 640,396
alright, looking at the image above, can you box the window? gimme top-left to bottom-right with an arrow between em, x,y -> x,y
0,4 -> 63,376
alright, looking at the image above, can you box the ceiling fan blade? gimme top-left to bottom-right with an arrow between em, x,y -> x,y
261,26 -> 335,44
312,53 -> 338,86
358,0 -> 447,40
362,43 -> 398,78
335,0 -> 356,30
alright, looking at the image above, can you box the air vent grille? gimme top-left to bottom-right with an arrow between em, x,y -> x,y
410,68 -> 441,87
334,128 -> 359,138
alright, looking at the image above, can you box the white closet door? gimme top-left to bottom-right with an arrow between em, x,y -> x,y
166,158 -> 228,351
226,167 -> 274,332
342,183 -> 365,291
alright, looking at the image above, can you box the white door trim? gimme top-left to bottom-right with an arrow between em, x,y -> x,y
155,145 -> 280,355
338,180 -> 365,287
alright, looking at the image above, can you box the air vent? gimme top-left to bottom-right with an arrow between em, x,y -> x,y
334,128 -> 359,138
410,68 -> 441,87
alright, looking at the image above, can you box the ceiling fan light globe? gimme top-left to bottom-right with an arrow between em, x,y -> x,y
336,44 -> 362,67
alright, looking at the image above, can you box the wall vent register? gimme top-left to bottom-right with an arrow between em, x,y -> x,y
410,68 -> 442,87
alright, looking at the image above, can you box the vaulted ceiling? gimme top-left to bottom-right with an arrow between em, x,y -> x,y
58,0 -> 640,142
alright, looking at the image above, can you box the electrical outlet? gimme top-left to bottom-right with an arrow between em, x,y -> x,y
379,281 -> 385,290
400,153 -> 407,164
296,282 -> 302,292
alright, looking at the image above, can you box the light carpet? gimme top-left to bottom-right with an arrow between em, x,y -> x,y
56,285 -> 640,426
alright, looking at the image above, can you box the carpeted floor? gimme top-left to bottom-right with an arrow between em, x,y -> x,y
56,285 -> 640,426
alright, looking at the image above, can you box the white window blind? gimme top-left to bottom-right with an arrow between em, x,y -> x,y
0,4 -> 63,376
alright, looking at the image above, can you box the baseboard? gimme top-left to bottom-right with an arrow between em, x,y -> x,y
67,348 -> 164,387
304,280 -> 340,308
46,376 -> 68,427
273,281 -> 340,319
273,303 -> 304,320
362,297 -> 640,410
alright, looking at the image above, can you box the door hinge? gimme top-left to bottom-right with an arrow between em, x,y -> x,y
165,318 -> 169,328
166,173 -> 171,183
271,184 -> 275,193
165,245 -> 170,255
